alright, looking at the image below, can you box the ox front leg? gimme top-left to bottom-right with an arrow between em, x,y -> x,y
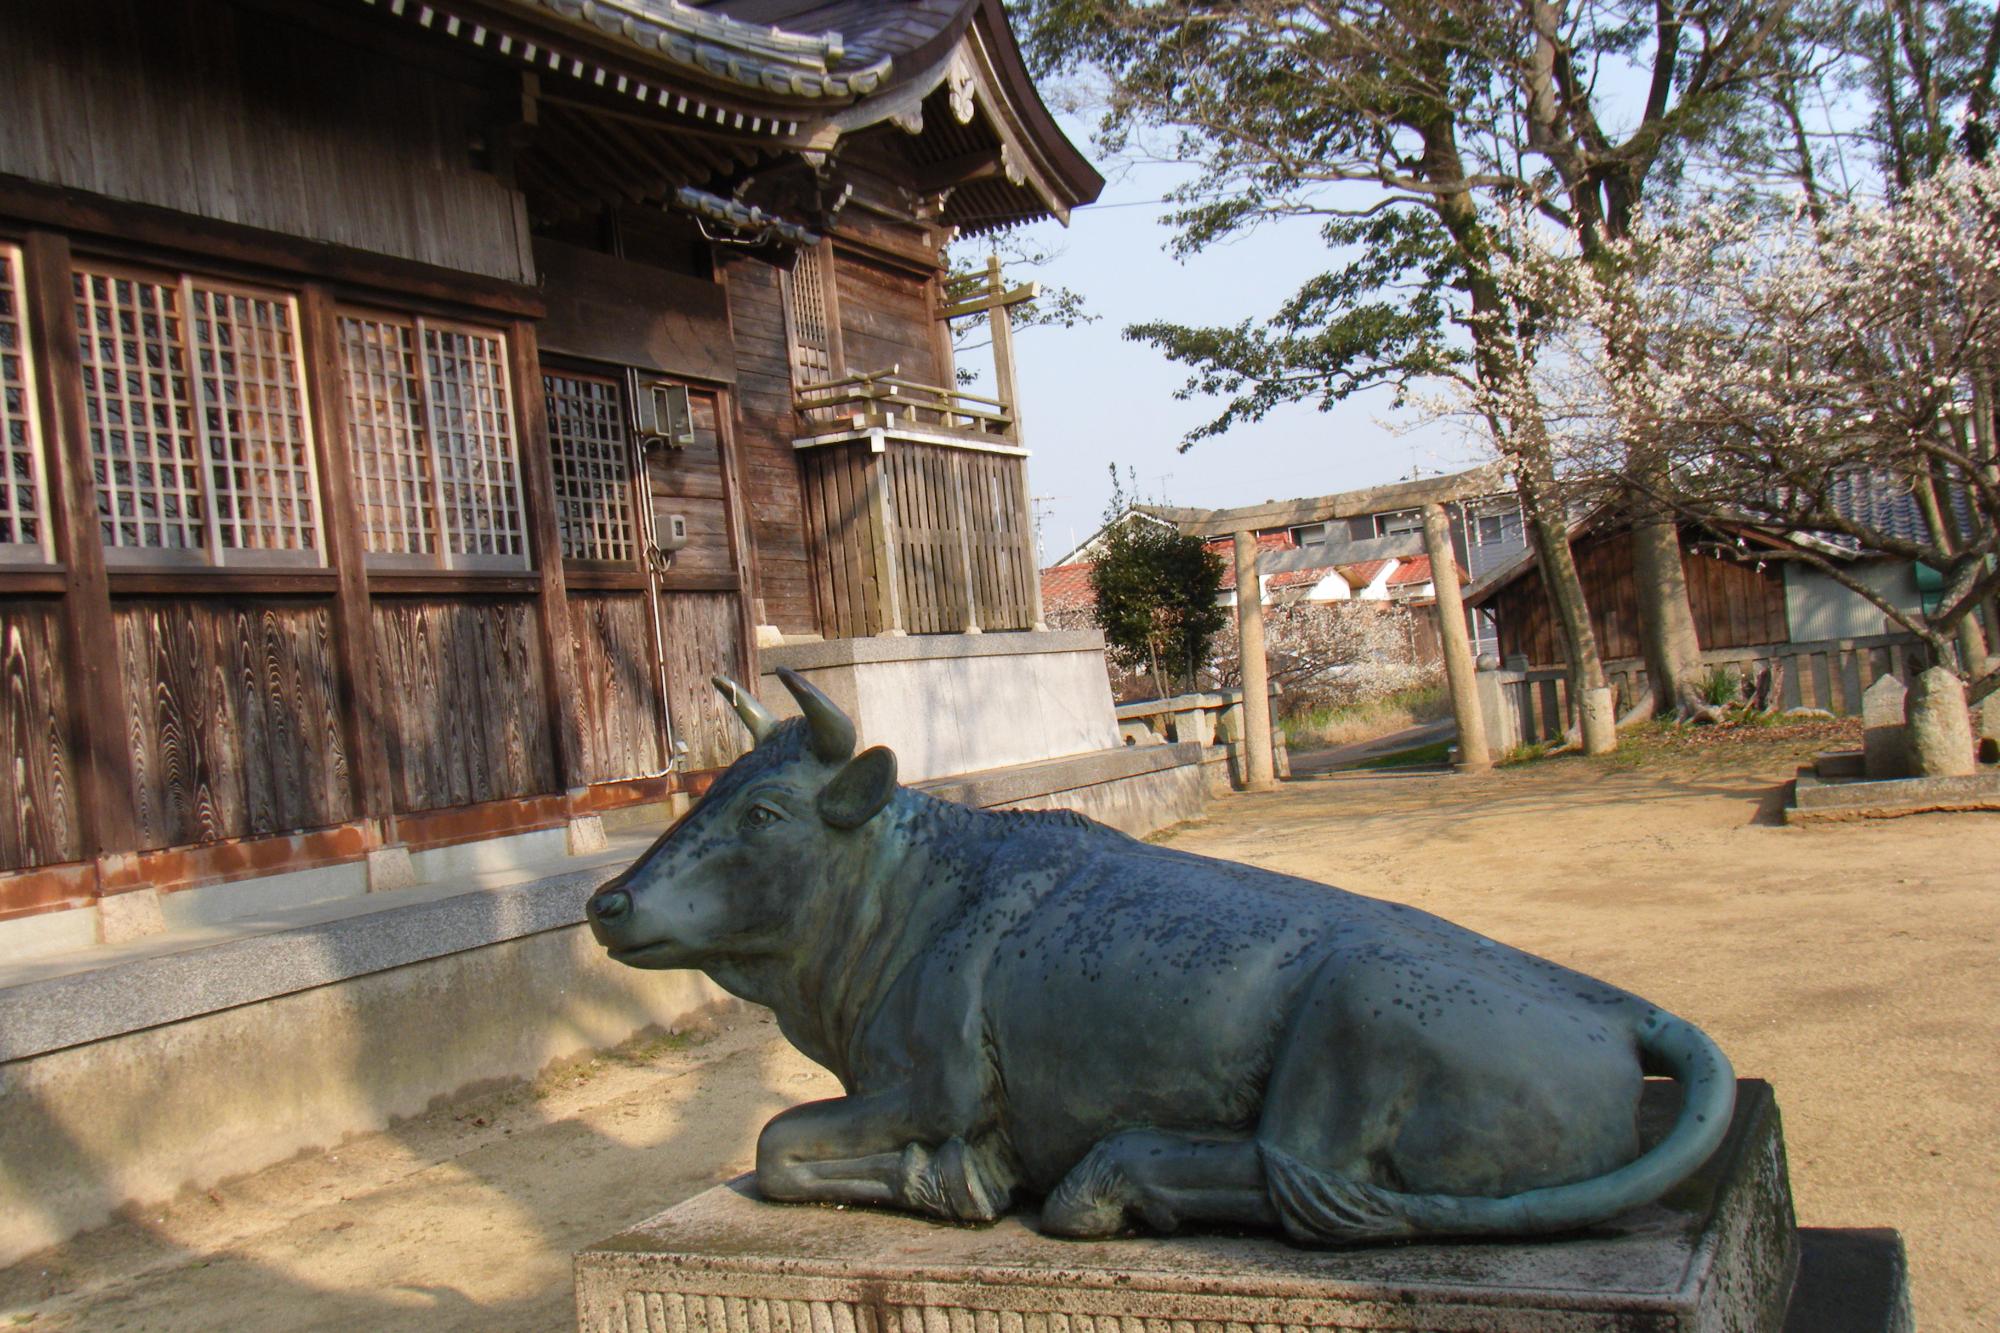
756,1094 -> 1014,1224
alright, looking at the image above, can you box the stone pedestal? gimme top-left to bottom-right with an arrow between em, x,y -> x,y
579,1082 -> 1826,1333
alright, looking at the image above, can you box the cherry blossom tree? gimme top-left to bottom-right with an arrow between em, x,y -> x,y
1470,159 -> 2000,715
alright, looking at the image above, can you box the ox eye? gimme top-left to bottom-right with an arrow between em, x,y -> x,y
741,802 -> 783,831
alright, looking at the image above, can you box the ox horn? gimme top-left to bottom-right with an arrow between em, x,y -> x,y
712,675 -> 777,745
777,667 -> 855,762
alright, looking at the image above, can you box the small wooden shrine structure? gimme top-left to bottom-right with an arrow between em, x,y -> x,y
0,0 -> 1102,934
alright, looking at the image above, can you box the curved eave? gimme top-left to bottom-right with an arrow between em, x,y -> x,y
472,0 -> 889,100
811,1 -> 1099,231
963,0 -> 1103,213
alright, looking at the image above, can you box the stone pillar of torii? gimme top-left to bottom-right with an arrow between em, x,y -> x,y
1145,462 -> 1508,787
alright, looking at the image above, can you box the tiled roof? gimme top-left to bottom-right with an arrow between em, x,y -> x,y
1817,471 -> 1974,548
1209,532 -> 1293,590
1386,554 -> 1471,587
1039,562 -> 1096,611
1268,565 -> 1338,591
1338,559 -> 1392,589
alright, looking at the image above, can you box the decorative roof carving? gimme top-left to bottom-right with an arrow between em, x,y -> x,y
673,186 -> 825,247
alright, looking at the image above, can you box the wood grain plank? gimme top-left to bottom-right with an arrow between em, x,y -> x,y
0,603 -> 79,869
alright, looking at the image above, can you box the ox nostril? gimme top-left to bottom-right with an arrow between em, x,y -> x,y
591,888 -> 632,923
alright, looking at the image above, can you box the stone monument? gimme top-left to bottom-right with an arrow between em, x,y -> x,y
588,670 -> 1733,1243
1861,674 -> 1909,779
579,670 -> 1902,1329
1905,666 -> 1976,776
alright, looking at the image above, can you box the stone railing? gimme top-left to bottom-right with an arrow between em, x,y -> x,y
1115,688 -> 1290,786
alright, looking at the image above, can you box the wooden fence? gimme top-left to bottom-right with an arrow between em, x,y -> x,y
797,434 -> 1039,638
1479,631 -> 1928,753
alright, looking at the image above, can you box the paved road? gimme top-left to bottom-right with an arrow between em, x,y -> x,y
1288,717 -> 1457,776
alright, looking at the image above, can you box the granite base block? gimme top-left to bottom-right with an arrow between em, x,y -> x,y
578,1081 -> 1801,1333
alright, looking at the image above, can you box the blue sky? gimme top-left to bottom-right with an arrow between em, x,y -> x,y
956,129 -> 1494,565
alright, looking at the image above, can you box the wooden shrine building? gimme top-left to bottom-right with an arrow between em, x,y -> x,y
0,0 -> 1105,947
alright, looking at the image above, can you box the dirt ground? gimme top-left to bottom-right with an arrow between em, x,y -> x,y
3,726 -> 1994,1331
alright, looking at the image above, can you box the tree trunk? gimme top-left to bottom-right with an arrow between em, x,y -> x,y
1517,455 -> 1616,753
1629,503 -> 1706,717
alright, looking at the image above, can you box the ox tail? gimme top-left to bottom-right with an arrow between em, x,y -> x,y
1261,1010 -> 1735,1243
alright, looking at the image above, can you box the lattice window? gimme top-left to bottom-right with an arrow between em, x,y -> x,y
338,314 -> 435,559
785,244 -> 834,388
188,286 -> 319,555
543,370 -> 637,563
0,246 -> 50,560
73,263 -> 321,564
74,268 -> 204,554
336,311 -> 527,570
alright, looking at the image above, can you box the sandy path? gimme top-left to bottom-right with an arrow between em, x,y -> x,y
2,733 -> 1993,1330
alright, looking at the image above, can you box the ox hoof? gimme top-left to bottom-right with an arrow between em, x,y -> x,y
1041,1144 -> 1176,1238
897,1140 -> 1006,1224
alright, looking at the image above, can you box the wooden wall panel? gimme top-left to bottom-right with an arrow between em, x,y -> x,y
659,592 -> 751,772
1492,527 -> 1797,667
116,599 -> 352,850
801,442 -> 887,638
0,0 -> 532,283
371,597 -> 557,813
569,593 -> 665,785
722,259 -> 815,632
648,393 -> 738,587
1685,544 -> 1789,651
0,602 -> 79,870
533,239 -> 734,382
835,256 -> 944,386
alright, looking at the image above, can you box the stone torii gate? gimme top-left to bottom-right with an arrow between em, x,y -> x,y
1141,462 -> 1509,790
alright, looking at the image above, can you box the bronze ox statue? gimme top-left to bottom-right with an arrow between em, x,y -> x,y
587,668 -> 1734,1244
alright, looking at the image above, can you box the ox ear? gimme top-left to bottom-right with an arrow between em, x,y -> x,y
817,746 -> 897,829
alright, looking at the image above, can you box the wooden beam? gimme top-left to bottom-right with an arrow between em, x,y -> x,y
818,239 -> 847,379
0,175 -> 544,319
21,231 -> 138,859
1423,502 -> 1489,772
508,321 -> 589,797
983,255 -> 1022,445
1143,461 -> 1511,536
300,286 -> 398,830
937,283 -> 1040,320
1232,529 -> 1275,792
911,149 -> 1007,194
712,388 -> 765,682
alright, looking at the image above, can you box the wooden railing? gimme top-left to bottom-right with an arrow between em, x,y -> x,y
793,381 -> 1041,638
1476,630 -> 1928,754
794,370 -> 1015,440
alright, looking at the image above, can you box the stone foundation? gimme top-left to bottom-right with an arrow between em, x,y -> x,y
579,1081 -> 1823,1333
759,632 -> 1122,784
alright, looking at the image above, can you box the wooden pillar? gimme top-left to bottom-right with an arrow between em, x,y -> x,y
951,452 -> 982,634
713,391 -> 763,680
866,441 -> 905,636
21,232 -> 138,862
1232,528 -> 1275,791
820,240 -> 847,379
508,322 -> 588,804
299,286 -> 398,837
1423,501 -> 1490,772
986,254 -> 1021,443
1021,454 -> 1049,632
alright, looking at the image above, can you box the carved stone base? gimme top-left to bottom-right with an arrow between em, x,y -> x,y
577,1081 -> 1825,1333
